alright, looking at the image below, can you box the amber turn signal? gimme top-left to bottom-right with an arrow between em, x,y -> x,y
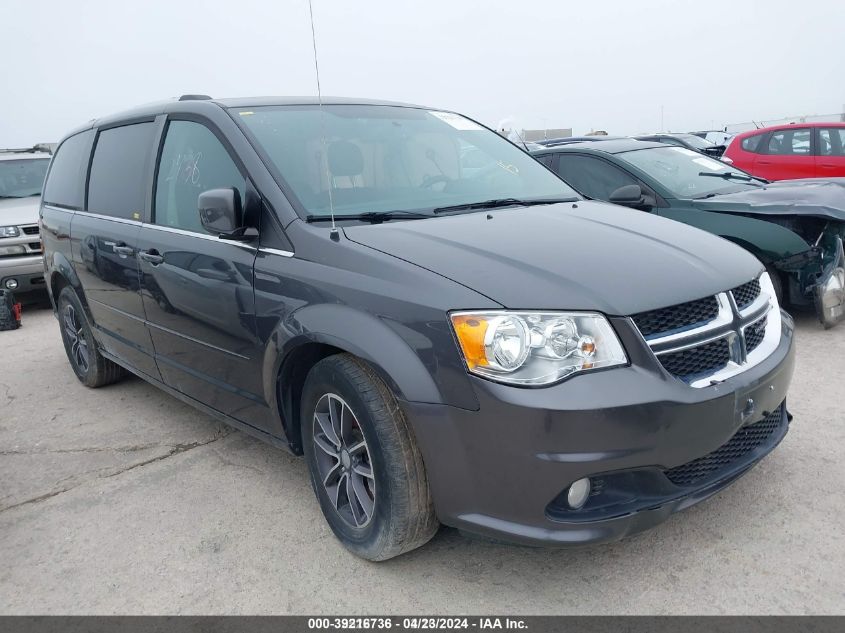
450,314 -> 489,369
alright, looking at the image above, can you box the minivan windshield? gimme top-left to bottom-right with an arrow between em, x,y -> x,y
233,105 -> 578,218
618,146 -> 760,199
0,158 -> 50,199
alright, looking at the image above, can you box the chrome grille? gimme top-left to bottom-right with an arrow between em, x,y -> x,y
745,315 -> 767,354
632,274 -> 780,388
631,296 -> 719,338
21,225 -> 40,236
658,338 -> 731,379
731,279 -> 761,310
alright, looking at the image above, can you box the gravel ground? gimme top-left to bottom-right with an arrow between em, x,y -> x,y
0,296 -> 843,615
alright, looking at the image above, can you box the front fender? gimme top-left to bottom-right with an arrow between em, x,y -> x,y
661,207 -> 811,263
261,303 -> 480,411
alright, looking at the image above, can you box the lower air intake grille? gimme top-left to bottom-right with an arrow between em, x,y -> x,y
658,337 -> 730,379
664,404 -> 785,487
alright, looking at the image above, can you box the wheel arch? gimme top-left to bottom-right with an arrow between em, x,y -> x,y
48,252 -> 93,320
264,304 -> 445,454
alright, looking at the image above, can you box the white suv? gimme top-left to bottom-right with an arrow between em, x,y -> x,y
0,146 -> 52,294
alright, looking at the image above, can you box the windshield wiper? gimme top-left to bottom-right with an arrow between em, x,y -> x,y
698,171 -> 767,185
433,197 -> 578,214
305,210 -> 433,224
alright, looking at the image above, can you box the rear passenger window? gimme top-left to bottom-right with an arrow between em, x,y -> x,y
765,129 -> 811,155
154,120 -> 245,234
740,134 -> 764,153
88,123 -> 156,220
42,130 -> 94,209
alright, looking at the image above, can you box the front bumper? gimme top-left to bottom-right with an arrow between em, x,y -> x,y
406,311 -> 795,547
0,255 -> 46,293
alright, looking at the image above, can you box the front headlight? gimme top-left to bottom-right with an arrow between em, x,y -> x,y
450,311 -> 628,386
0,226 -> 20,238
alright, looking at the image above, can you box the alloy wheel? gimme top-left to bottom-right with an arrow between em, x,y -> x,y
312,393 -> 376,528
63,304 -> 90,374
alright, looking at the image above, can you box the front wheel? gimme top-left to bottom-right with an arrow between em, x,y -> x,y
57,287 -> 125,388
301,354 -> 438,561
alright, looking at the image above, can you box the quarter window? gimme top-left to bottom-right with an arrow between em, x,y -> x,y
42,130 -> 94,209
818,128 -> 845,156
88,123 -> 156,219
765,129 -> 811,155
555,154 -> 638,200
740,133 -> 764,153
154,121 -> 245,234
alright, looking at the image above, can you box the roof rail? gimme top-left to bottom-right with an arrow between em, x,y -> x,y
178,94 -> 213,101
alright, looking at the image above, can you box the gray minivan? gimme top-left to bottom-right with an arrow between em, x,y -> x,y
42,96 -> 794,560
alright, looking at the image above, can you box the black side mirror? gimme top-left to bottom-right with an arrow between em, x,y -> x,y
198,188 -> 256,241
609,184 -> 655,210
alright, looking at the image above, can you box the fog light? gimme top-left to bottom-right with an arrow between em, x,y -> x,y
567,477 -> 591,509
5,279 -> 18,290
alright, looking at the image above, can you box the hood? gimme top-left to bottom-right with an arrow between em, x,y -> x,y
697,178 -> 845,221
343,201 -> 762,315
0,196 -> 41,226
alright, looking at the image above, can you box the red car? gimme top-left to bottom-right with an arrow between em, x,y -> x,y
723,122 -> 845,181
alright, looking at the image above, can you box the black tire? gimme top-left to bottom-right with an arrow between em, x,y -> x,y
57,287 -> 125,388
301,354 -> 438,561
766,266 -> 785,306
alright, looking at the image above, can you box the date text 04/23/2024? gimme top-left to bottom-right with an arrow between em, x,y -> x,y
307,617 -> 528,630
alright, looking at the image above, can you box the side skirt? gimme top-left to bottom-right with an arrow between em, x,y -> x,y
99,348 -> 295,454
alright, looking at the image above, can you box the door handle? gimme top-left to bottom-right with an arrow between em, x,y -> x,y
757,160 -> 773,165
196,268 -> 231,282
138,249 -> 165,265
104,240 -> 134,258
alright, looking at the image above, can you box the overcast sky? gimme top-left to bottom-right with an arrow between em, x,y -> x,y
3,0 -> 843,146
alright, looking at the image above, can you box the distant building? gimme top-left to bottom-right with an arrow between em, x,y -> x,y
521,128 -> 572,142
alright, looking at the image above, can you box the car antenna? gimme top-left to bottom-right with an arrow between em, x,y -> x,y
307,0 -> 338,240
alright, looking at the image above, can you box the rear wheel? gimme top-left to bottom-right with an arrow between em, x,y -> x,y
301,354 -> 438,561
57,287 -> 125,388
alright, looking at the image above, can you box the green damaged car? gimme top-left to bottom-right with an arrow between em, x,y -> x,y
533,140 -> 845,328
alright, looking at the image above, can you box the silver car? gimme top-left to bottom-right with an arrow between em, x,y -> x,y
0,146 -> 51,293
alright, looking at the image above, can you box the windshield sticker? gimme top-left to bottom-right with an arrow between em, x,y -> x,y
429,111 -> 483,131
496,161 -> 519,175
693,156 -> 725,171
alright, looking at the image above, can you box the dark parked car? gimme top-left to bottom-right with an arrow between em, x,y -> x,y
534,139 -> 845,327
690,130 -> 734,147
634,133 -> 726,157
534,135 -> 625,148
42,96 -> 794,560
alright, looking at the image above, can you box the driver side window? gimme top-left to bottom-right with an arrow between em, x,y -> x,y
555,154 -> 638,200
154,120 -> 245,234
